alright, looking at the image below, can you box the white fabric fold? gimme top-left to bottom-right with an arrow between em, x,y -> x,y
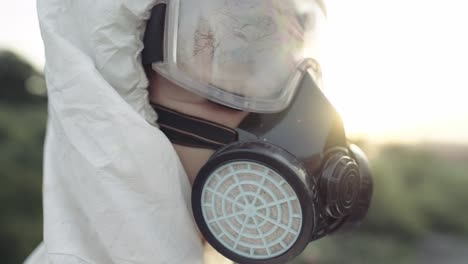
26,0 -> 204,263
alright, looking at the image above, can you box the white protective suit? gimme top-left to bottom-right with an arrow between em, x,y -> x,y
25,0 -> 206,263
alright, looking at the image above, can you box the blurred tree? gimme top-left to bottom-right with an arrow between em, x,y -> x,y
0,50 -> 46,263
0,50 -> 46,104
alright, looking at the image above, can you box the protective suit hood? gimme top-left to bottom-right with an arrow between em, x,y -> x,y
26,0 -> 204,263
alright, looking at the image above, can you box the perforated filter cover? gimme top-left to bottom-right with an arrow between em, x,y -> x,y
201,161 -> 303,260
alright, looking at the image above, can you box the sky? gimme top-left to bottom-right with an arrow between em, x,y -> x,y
1,0 -> 467,145
321,0 -> 468,144
0,0 -> 44,68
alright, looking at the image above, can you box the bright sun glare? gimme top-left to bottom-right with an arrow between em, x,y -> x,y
322,0 -> 468,144
1,0 -> 467,144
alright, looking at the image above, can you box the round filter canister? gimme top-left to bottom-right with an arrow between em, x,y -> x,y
200,161 -> 303,260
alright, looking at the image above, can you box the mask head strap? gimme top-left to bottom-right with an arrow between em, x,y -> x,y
142,4 -> 166,65
152,104 -> 239,150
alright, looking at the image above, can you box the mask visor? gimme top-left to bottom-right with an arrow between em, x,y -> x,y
152,0 -> 326,113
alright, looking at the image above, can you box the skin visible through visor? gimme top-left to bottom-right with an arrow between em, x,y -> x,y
175,0 -> 324,104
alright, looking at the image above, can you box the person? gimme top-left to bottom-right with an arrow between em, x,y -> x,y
26,0 -> 372,263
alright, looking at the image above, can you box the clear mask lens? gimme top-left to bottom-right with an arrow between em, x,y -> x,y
153,0 -> 326,112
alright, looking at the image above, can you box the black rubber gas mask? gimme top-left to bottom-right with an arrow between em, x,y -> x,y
143,3 -> 373,264
151,72 -> 373,264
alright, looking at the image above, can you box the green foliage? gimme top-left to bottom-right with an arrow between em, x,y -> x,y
294,234 -> 417,264
0,105 -> 46,263
364,144 -> 468,239
0,50 -> 46,263
293,143 -> 468,263
0,50 -> 46,104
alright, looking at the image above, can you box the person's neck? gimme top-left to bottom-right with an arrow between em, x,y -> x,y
172,144 -> 214,185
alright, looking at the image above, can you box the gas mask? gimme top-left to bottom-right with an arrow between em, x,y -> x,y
143,1 -> 373,263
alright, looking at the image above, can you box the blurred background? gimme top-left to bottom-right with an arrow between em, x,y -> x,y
1,0 -> 467,263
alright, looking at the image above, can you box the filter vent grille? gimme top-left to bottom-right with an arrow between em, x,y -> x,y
201,161 -> 303,259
